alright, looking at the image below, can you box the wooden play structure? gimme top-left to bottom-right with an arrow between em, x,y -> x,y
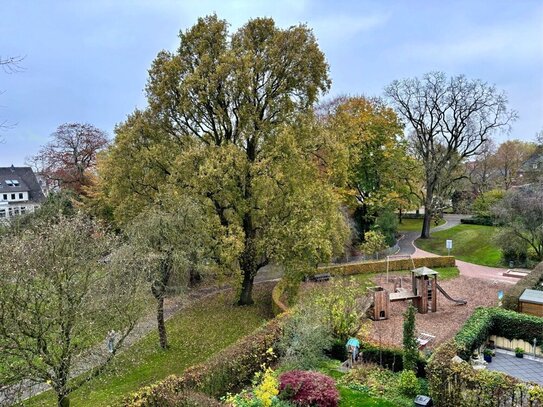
370,266 -> 467,320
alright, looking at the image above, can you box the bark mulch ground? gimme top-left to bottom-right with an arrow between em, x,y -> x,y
369,275 -> 508,350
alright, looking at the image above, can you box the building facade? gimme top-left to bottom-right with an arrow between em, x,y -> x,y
0,166 -> 45,220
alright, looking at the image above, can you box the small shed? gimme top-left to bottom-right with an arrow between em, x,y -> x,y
519,289 -> 543,317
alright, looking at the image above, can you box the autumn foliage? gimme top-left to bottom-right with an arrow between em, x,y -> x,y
278,370 -> 339,407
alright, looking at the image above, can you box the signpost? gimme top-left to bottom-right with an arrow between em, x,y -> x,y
446,239 -> 453,256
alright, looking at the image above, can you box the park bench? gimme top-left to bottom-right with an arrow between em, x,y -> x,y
310,272 -> 331,282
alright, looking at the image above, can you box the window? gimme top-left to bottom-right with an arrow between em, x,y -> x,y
0,209 -> 5,218
5,180 -> 13,186
10,194 -> 15,200
18,193 -> 23,199
20,207 -> 26,214
12,180 -> 19,186
2,194 -> 6,200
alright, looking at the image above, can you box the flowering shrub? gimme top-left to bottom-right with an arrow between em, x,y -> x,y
254,368 -> 279,407
279,370 -> 339,407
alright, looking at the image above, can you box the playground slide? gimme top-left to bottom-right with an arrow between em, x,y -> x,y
435,282 -> 467,305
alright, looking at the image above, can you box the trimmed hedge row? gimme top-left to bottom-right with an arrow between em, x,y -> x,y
503,261 -> 543,311
124,315 -> 286,406
460,216 -> 494,226
272,280 -> 289,316
427,341 -> 543,407
361,343 -> 427,377
317,256 -> 455,276
454,307 -> 543,360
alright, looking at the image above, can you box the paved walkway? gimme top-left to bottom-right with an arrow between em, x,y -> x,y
487,349 -> 543,385
397,214 -> 465,256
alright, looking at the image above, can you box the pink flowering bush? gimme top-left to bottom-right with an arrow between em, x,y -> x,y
278,370 -> 339,407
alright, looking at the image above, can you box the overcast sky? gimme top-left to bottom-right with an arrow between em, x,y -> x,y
1,0 -> 542,166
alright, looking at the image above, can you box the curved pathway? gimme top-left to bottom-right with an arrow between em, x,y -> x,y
401,214 -> 518,284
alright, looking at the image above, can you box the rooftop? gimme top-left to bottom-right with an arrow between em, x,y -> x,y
519,289 -> 543,305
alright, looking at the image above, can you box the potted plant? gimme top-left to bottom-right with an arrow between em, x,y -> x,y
515,347 -> 524,358
483,349 -> 493,363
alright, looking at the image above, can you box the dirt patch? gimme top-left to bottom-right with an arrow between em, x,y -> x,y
369,275 -> 507,349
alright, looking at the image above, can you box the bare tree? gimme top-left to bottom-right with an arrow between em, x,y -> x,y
0,55 -> 24,73
0,55 -> 24,137
0,215 -> 148,407
32,123 -> 109,194
385,72 -> 516,238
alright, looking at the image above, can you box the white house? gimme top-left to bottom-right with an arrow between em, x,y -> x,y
0,166 -> 45,220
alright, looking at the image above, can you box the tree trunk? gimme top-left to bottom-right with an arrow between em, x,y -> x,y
156,296 -> 168,349
57,391 -> 70,407
398,208 -> 403,224
421,186 -> 434,239
238,269 -> 255,305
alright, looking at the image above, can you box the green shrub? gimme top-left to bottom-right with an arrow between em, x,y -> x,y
454,307 -> 543,360
314,278 -> 367,342
398,370 -> 421,398
278,303 -> 334,369
402,304 -> 418,373
427,341 -> 543,407
375,210 -> 399,247
359,344 -> 426,376
472,189 -> 505,218
460,217 -> 494,226
502,261 -> 543,311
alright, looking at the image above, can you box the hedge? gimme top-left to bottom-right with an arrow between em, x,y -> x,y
124,315 -> 286,406
503,261 -> 543,312
316,256 -> 455,276
400,213 -> 425,219
272,280 -> 289,316
427,341 -> 543,407
460,216 -> 495,226
360,343 -> 427,377
454,307 -> 543,360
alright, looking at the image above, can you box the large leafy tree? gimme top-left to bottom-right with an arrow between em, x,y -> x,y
385,72 -> 516,238
321,96 -> 418,235
96,15 -> 347,305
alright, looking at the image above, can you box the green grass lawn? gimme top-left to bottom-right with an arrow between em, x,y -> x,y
415,224 -> 503,267
339,386 -> 397,406
349,267 -> 459,287
27,284 -> 274,407
397,217 -> 445,232
317,360 -> 397,407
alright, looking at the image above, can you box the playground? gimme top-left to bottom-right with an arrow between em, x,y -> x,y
369,273 -> 508,349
